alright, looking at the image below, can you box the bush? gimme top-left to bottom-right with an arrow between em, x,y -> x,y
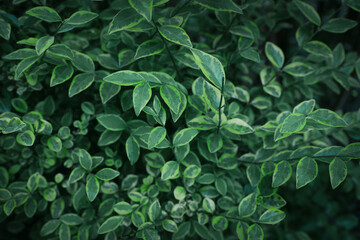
0,0 -> 360,239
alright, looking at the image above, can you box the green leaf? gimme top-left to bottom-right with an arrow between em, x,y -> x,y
296,157 -> 318,189
59,224 -> 70,240
265,42 -> 284,68
0,189 -> 11,201
68,73 -> 94,97
104,70 -> 157,86
96,114 -> 127,131
259,209 -> 286,224
11,98 -> 28,113
134,39 -> 164,60
86,174 -> 100,201
133,82 -> 152,116
69,167 -> 86,183
188,116 -> 217,130
148,127 -> 167,149
16,130 -> 35,146
48,44 -> 74,60
304,41 -> 332,57
60,213 -> 83,226
99,82 -> 121,104
332,70 -> 350,90
66,11 -> 98,25
222,118 -> 254,135
98,130 -> 121,146
129,0 -> 153,22
158,25 -> 192,48
71,51 -> 95,73
4,198 -> 16,216
79,149 -> 93,171
283,62 -> 313,77
126,136 -> 140,165
142,229 -> 161,240
96,168 -> 120,181
160,85 -> 181,114
339,143 -> 360,158
272,161 -> 292,188
3,48 -> 37,60
114,201 -> 133,215
240,48 -> 260,63
26,7 -> 62,22
308,109 -> 347,127
238,192 -> 257,218
35,36 -> 54,55
15,55 -> 40,80
190,48 -> 225,89
207,133 -> 223,153
280,113 -> 306,133
202,197 -> 215,213
162,219 -> 178,232
329,158 -> 347,189
149,200 -> 161,222
0,18 -> 11,40
40,220 -> 61,236
50,64 -> 74,87
194,0 -> 243,13
247,224 -> 264,240
322,18 -> 357,33
161,161 -> 180,180
183,165 -> 201,178
294,0 -> 321,26
293,99 -> 315,115
47,136 -> 62,152
173,128 -> 199,147
109,8 -> 143,34
212,216 -> 228,231
98,216 -> 124,234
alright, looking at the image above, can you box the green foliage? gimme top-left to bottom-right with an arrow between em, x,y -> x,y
0,1 -> 360,240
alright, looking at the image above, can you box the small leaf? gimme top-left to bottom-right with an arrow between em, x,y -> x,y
96,114 -> 127,131
293,99 -> 315,115
99,82 -> 121,104
16,130 -> 35,146
329,158 -> 347,189
162,219 -> 178,232
114,201 -> 133,215
149,200 -> 161,222
98,216 -> 124,234
129,0 -> 153,22
79,149 -> 92,171
96,168 -> 120,181
133,82 -> 152,116
294,0 -> 321,26
304,41 -> 332,57
126,136 -> 140,165
259,209 -> 286,224
68,73 -> 94,97
15,55 -> 40,80
86,174 -> 100,201
247,224 -> 264,240
36,36 -> 54,55
194,0 -> 243,13
109,8 -> 143,34
283,62 -> 313,77
26,7 -> 62,22
173,128 -> 199,147
60,213 -> 83,226
222,118 -> 254,135
212,216 -> 228,231
47,136 -> 62,152
160,85 -> 181,114
66,11 -> 98,25
0,18 -> 11,40
134,39 -> 165,60
265,42 -> 284,68
322,18 -> 357,33
161,161 -> 180,180
308,109 -> 347,127
183,165 -> 201,178
280,113 -> 306,133
158,25 -> 192,48
50,64 -> 74,87
190,48 -> 225,89
240,48 -> 260,63
272,161 -> 292,188
238,192 -> 257,218
148,127 -> 167,149
296,157 -> 318,189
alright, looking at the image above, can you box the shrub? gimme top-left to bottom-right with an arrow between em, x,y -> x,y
0,0 -> 360,239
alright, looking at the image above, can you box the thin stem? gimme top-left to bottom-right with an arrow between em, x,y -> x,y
217,77 -> 225,133
152,19 -> 182,81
